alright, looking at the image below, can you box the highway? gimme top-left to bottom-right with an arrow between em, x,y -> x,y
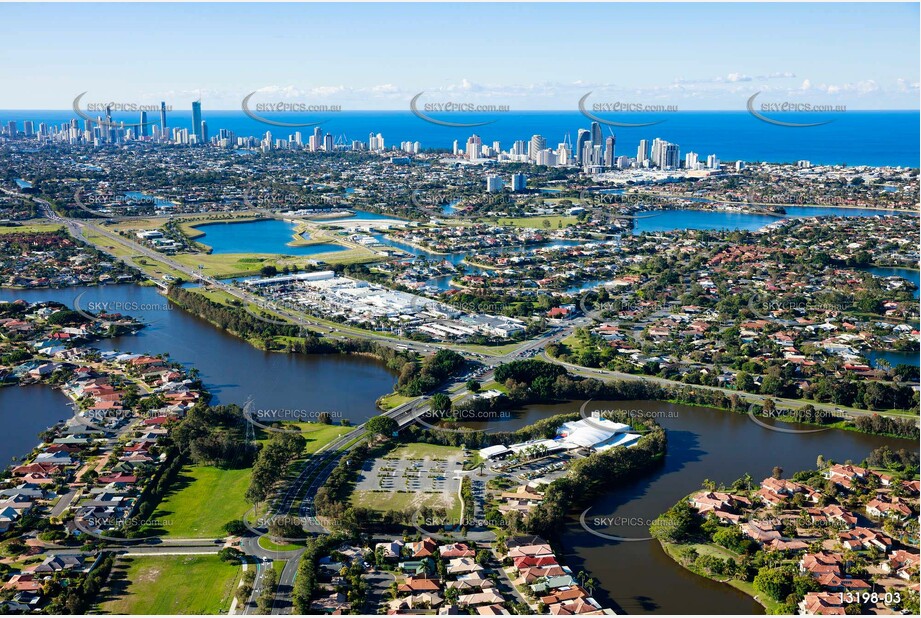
19,197 -> 916,614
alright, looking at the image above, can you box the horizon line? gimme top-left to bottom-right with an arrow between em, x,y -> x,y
2,108 -> 919,113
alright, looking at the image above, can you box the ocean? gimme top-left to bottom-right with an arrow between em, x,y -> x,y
2,110 -> 918,168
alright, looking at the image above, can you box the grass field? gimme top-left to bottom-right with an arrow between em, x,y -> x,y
0,222 -> 65,234
171,247 -> 375,278
490,216 -> 578,229
377,392 -> 417,410
96,555 -> 240,615
351,489 -> 460,519
383,443 -> 465,461
152,466 -> 252,538
289,422 -> 351,454
80,229 -> 189,281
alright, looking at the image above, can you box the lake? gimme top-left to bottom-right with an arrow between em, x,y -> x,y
194,219 -> 347,256
0,385 -> 74,467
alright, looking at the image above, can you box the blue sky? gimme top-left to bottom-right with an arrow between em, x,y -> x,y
1,2 -> 918,110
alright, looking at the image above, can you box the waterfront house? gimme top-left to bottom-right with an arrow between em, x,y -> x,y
540,586 -> 589,605
508,543 -> 554,559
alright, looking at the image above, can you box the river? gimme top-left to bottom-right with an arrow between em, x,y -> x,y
553,400 -> 915,615
1,277 -> 915,615
0,284 -> 397,420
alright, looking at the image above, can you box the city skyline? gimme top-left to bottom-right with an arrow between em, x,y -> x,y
0,2 -> 918,110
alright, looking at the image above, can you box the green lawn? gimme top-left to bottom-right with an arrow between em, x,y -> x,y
172,247 -> 376,278
290,422 -> 351,454
0,222 -> 66,234
490,216 -> 578,229
258,536 -> 306,552
383,443 -> 466,461
152,466 -> 252,538
377,392 -> 417,410
660,541 -> 783,614
95,555 -> 240,615
351,489 -> 460,520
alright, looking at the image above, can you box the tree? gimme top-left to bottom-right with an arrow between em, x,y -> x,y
762,398 -> 776,416
650,501 -> 697,543
736,371 -> 755,392
365,415 -> 398,438
429,393 -> 452,418
223,520 -> 248,536
260,265 -> 278,277
466,379 -> 481,393
753,567 -> 792,602
258,565 -> 279,613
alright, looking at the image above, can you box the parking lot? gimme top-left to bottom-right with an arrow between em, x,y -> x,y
354,453 -> 464,495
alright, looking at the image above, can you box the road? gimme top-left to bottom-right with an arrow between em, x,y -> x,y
23,196 -> 917,613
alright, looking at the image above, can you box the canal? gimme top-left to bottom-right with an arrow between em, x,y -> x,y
0,284 -> 397,420
1,260 -> 916,614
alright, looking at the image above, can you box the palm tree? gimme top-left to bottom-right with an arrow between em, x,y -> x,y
577,570 -> 587,586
